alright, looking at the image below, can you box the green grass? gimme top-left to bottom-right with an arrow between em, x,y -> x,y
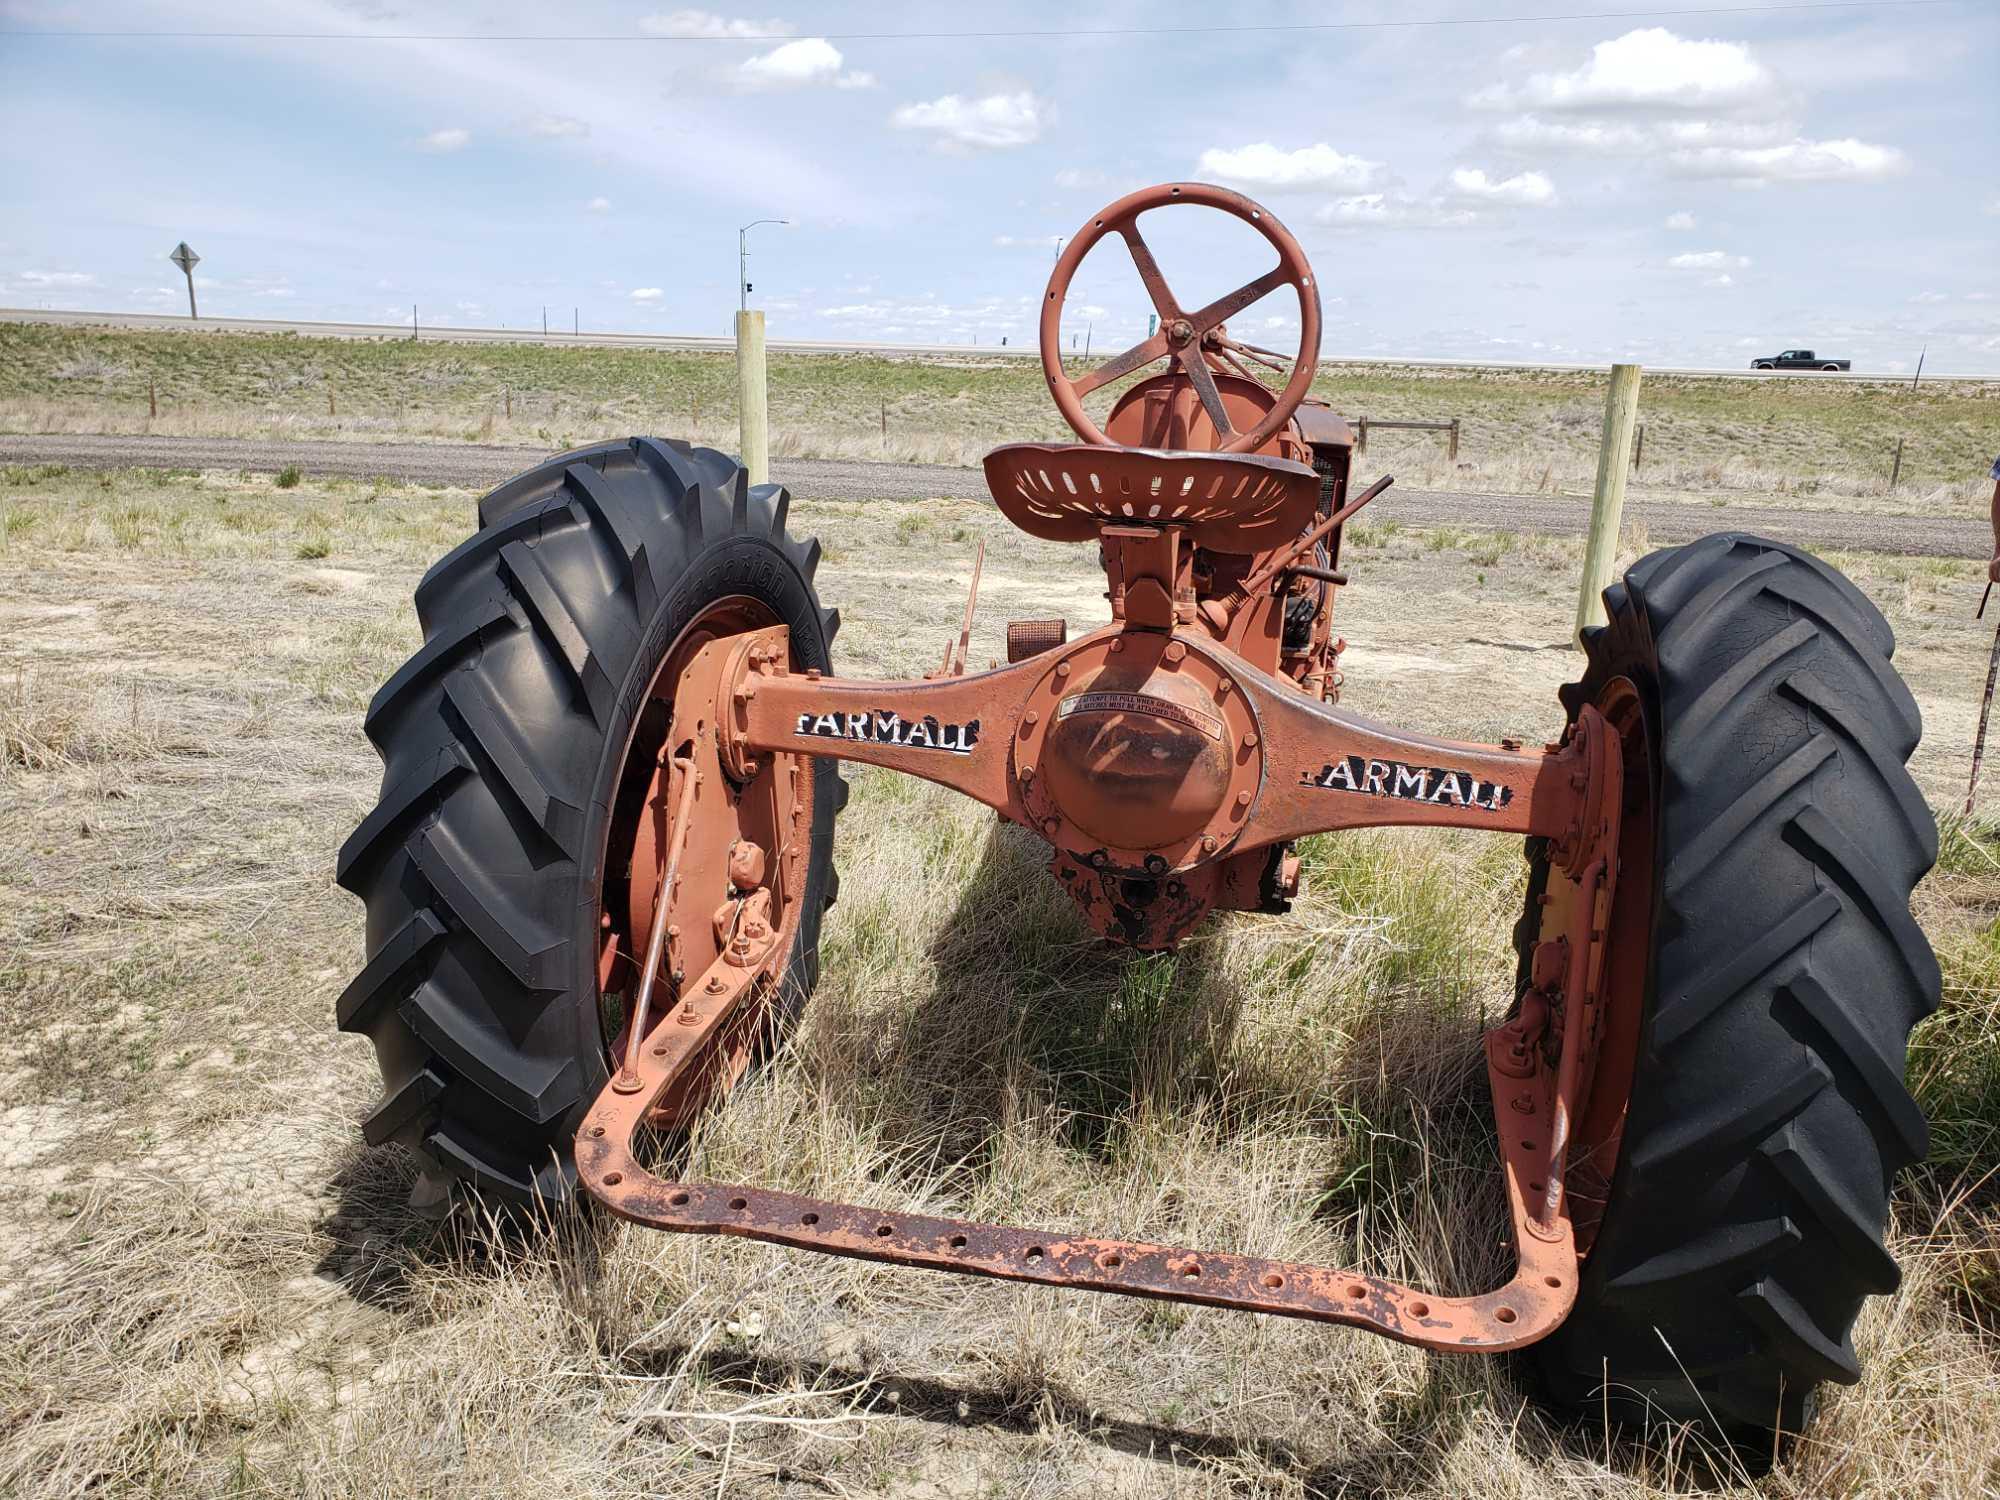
3,322 -> 1994,504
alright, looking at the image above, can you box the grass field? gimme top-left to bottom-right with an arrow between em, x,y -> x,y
2,463 -> 1997,1497
2,322 -> 1996,519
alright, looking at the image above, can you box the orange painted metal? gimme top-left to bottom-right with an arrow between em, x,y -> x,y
577,938 -> 1587,1352
1042,183 -> 1322,454
731,623 -> 1593,851
579,179 -> 1645,1356
983,443 -> 1321,552
576,694 -> 1622,1348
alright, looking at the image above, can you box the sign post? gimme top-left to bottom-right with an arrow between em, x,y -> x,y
168,242 -> 200,319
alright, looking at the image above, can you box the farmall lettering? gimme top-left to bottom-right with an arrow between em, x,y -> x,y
796,707 -> 981,755
1302,754 -> 1515,813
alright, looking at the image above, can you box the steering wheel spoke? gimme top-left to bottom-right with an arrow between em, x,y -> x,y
1119,225 -> 1184,323
1188,264 -> 1294,335
1178,346 -> 1235,436
1073,330 -> 1172,398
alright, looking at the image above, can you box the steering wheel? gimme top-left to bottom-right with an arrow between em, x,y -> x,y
1040,182 -> 1322,454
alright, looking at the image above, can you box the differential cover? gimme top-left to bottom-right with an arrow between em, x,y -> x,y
1040,655 -> 1233,850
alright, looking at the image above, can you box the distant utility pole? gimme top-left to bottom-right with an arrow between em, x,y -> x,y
168,241 -> 200,318
739,218 -> 788,312
573,306 -> 578,336
1911,344 -> 1927,391
542,306 -> 548,337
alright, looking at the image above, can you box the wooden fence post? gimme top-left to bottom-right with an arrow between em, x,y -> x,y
1889,436 -> 1903,491
1355,416 -> 1368,457
1447,417 -> 1459,462
735,309 -> 769,485
1632,423 -> 1644,472
327,382 -> 335,417
148,379 -> 157,419
1576,363 -> 1643,645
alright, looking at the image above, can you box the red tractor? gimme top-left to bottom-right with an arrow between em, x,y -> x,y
339,183 -> 1937,1448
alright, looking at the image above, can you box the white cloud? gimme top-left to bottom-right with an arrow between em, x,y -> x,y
1494,115 -> 1791,156
586,196 -> 611,213
735,38 -> 868,91
18,269 -> 97,286
419,127 -> 470,152
1704,274 -> 1736,287
1909,290 -> 1948,304
1666,137 -> 1907,183
526,114 -> 588,138
1055,167 -> 1107,190
1472,28 -> 1775,113
892,91 -> 1048,151
1664,210 -> 1697,230
993,234 -> 1063,249
1196,142 -> 1379,193
630,287 -> 663,302
641,10 -> 791,38
1445,167 -> 1556,205
1314,194 -> 1478,230
1667,249 -> 1751,270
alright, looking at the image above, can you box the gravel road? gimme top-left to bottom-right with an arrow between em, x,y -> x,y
2,431 -> 1985,560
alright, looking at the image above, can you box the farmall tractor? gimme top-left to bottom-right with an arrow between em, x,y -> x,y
338,183 -> 1938,1446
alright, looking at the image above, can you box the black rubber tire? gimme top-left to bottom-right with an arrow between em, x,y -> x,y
1525,533 -> 1938,1444
335,437 -> 843,1204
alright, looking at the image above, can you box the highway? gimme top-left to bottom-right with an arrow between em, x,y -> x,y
2,431 -> 1986,561
5,307 -> 1993,383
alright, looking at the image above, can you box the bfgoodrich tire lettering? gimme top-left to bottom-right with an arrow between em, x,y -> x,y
336,437 -> 842,1203
1528,532 -> 1937,1444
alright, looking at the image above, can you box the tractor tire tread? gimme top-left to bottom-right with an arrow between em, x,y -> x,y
1531,532 -> 1936,1447
339,437 -> 842,1205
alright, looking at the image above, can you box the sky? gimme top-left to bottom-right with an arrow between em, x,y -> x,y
1,0 -> 1996,373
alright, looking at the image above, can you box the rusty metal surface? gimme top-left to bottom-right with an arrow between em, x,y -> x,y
578,936 -> 1581,1351
576,699 -> 1625,1347
1006,617 -> 1068,663
1041,183 -> 1322,454
732,622 -> 1597,859
1102,371 -> 1309,462
607,623 -> 812,1131
983,443 -> 1320,550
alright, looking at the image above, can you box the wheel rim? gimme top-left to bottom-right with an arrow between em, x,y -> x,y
1565,674 -> 1657,1255
594,596 -> 815,1118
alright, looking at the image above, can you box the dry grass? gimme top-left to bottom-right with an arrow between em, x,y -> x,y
1,468 -> 1995,1497
4,322 -> 1996,518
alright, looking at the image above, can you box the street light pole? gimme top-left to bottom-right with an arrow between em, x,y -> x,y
738,218 -> 788,311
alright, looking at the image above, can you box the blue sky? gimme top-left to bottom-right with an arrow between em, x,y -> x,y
2,0 -> 1996,372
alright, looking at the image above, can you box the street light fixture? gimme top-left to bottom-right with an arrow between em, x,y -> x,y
739,218 -> 789,312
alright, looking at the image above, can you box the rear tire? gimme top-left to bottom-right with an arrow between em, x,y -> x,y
1527,533 -> 1938,1445
335,438 -> 843,1204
